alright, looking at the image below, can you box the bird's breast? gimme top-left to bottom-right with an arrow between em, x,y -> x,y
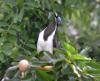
37,30 -> 54,53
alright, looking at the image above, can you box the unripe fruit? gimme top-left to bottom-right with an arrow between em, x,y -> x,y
18,59 -> 30,72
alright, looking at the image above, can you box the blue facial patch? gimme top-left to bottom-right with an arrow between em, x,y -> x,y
57,16 -> 62,24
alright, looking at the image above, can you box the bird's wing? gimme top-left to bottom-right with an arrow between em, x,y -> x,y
43,22 -> 56,41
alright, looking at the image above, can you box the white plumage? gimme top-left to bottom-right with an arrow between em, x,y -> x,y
36,13 -> 61,54
37,26 -> 57,54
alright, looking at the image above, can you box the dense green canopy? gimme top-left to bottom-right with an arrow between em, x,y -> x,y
0,0 -> 100,81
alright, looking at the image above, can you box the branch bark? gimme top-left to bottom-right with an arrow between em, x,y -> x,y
1,65 -> 18,81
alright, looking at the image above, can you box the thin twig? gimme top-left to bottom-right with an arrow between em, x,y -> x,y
1,65 -> 18,81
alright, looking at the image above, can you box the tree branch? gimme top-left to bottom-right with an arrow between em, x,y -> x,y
1,65 -> 18,81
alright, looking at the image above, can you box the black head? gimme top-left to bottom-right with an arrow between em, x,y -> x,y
54,13 -> 62,25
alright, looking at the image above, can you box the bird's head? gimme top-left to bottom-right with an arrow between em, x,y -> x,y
54,13 -> 62,25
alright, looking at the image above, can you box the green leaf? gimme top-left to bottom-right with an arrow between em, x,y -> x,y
87,69 -> 100,78
86,61 -> 100,69
0,22 -> 8,27
63,42 -> 77,54
0,53 -> 5,63
88,69 -> 100,74
72,54 -> 91,61
66,50 -> 71,57
0,28 -> 5,33
36,70 -> 53,81
18,8 -> 24,22
10,47 -> 18,59
0,37 -> 6,44
0,13 -> 4,20
1,42 -> 15,57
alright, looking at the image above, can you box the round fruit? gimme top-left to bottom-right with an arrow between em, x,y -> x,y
18,59 -> 30,72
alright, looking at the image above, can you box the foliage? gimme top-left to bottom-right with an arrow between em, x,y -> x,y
0,0 -> 100,81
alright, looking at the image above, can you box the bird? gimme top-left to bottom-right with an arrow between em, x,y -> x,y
36,13 -> 61,54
